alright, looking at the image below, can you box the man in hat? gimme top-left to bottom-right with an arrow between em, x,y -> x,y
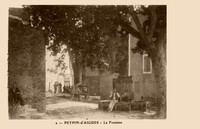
108,88 -> 120,112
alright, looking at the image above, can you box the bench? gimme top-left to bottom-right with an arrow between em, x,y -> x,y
98,100 -> 148,111
98,100 -> 131,111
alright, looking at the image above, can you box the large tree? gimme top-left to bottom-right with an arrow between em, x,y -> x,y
24,5 -> 166,118
130,5 -> 166,118
24,5 -> 128,82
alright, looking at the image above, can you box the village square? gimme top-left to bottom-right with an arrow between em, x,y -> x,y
8,5 -> 166,119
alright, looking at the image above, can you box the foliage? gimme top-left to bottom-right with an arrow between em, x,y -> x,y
23,5 -> 130,72
23,5 -> 166,68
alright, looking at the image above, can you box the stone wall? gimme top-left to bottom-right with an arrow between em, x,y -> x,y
84,68 -> 100,96
100,72 -> 119,100
8,17 -> 46,113
29,27 -> 46,112
84,67 -> 119,99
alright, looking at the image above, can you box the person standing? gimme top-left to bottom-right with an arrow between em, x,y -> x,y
9,82 -> 24,106
58,83 -> 62,93
108,88 -> 120,112
54,82 -> 57,94
8,82 -> 24,119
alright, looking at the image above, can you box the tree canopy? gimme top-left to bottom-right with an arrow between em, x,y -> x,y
23,5 -> 166,69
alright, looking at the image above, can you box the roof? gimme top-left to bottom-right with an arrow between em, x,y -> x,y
9,8 -> 29,25
9,8 -> 24,18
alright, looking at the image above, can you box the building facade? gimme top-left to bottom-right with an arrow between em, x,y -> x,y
128,15 -> 158,100
46,47 -> 74,93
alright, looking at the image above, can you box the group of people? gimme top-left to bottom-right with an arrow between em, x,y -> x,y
53,82 -> 73,94
53,82 -> 62,94
63,85 -> 72,94
70,84 -> 88,100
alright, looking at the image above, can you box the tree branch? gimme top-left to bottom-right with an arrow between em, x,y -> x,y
119,19 -> 141,39
147,6 -> 157,40
129,6 -> 148,43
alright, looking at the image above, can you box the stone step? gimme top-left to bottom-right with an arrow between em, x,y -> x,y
30,113 -> 46,119
23,104 -> 32,109
18,112 -> 31,119
18,105 -> 31,112
13,104 -> 48,119
18,112 -> 46,119
26,108 -> 38,114
17,109 -> 39,119
17,105 -> 38,119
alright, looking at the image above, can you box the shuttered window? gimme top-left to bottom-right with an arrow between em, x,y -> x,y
143,54 -> 152,74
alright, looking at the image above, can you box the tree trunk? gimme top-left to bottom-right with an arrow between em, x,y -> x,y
67,48 -> 83,86
72,60 -> 83,85
151,33 -> 166,118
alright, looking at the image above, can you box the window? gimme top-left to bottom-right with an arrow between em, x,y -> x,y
143,54 -> 152,74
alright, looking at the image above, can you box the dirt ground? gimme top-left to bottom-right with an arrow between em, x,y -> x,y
34,94 -> 156,119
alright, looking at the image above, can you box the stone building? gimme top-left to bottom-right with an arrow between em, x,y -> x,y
97,15 -> 158,101
46,46 -> 74,93
89,16 -> 158,101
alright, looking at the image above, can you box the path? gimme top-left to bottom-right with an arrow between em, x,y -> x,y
38,94 -> 155,119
